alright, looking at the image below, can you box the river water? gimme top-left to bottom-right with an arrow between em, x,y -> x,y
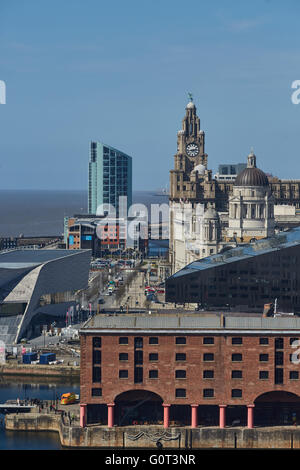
0,377 -> 80,450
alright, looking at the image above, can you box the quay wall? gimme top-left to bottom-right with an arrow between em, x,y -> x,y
0,364 -> 80,377
5,414 -> 300,449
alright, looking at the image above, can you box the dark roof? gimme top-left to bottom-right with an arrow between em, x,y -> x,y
234,167 -> 269,187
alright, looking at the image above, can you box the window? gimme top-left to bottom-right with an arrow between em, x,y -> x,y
134,350 -> 143,365
203,389 -> 214,398
260,337 -> 269,345
119,353 -> 128,361
91,388 -> 102,397
275,338 -> 284,349
119,370 -> 128,379
259,370 -> 269,379
232,354 -> 242,362
93,337 -> 101,348
149,337 -> 158,345
203,370 -> 214,379
149,353 -> 158,362
176,337 -> 186,345
149,370 -> 158,379
176,353 -> 186,361
135,337 -> 143,349
259,354 -> 269,362
290,371 -> 299,380
92,366 -> 101,383
93,349 -> 101,364
275,351 -> 283,365
275,368 -> 283,384
232,389 -> 242,398
203,337 -> 214,345
119,337 -> 128,345
175,370 -> 186,379
232,370 -> 242,379
232,337 -> 243,345
175,388 -> 186,398
134,367 -> 143,383
203,353 -> 214,362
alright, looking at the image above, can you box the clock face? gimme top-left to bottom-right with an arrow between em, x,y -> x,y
186,142 -> 199,157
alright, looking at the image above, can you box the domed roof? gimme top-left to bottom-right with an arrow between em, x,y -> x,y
203,207 -> 219,219
234,151 -> 269,187
192,163 -> 206,175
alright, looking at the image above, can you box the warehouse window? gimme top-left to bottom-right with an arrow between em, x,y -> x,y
259,371 -> 269,380
92,366 -> 101,383
232,354 -> 242,362
290,371 -> 299,380
259,354 -> 269,362
149,337 -> 159,345
231,389 -> 242,398
119,337 -> 128,345
149,353 -> 158,362
175,370 -> 186,379
232,337 -> 243,345
119,353 -> 128,361
91,388 -> 102,397
260,338 -> 269,345
175,388 -> 186,398
203,389 -> 214,398
149,370 -> 158,379
119,370 -> 128,379
231,370 -> 242,379
203,370 -> 214,379
93,337 -> 101,348
93,349 -> 101,365
175,337 -> 186,345
176,353 -> 186,361
203,337 -> 214,345
203,353 -> 214,362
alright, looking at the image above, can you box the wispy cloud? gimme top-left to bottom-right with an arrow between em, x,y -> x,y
227,17 -> 268,33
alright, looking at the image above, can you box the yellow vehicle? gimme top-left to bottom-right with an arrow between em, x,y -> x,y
60,392 -> 76,405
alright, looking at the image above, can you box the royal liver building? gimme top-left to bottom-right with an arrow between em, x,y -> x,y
169,97 -> 299,274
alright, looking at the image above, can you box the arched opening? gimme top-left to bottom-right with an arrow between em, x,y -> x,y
254,391 -> 300,426
115,390 -> 163,426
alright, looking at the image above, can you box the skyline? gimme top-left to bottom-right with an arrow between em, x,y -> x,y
1,0 -> 300,190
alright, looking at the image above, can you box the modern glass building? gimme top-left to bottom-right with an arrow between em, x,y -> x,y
88,142 -> 132,216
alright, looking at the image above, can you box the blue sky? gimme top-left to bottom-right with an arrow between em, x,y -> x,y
0,0 -> 300,190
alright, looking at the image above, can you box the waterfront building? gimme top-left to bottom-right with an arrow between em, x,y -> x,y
79,312 -> 300,429
88,141 -> 132,216
165,225 -> 300,313
0,249 -> 91,343
65,214 -> 148,257
169,98 -> 300,274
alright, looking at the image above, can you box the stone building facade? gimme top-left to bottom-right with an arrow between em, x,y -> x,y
169,99 -> 300,273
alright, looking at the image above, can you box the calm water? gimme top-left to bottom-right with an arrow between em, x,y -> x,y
0,377 -> 79,450
0,190 -> 169,237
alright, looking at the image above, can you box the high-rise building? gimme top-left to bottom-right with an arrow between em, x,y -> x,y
88,142 -> 132,216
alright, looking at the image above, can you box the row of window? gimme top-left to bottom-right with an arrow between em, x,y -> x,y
92,352 -> 298,364
92,337 -> 299,347
117,369 -> 300,380
89,387 -> 244,399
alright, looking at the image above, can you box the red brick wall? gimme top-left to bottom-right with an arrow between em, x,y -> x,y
80,333 -> 300,406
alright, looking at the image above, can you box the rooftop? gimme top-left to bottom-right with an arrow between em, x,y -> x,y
0,249 -> 88,269
81,312 -> 300,333
169,226 -> 300,280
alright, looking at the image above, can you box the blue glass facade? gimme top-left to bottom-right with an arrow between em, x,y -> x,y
88,141 -> 132,216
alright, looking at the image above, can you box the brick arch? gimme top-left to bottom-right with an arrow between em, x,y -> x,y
254,390 -> 300,404
114,389 -> 164,404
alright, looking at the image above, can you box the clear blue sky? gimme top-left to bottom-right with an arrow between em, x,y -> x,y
0,0 -> 300,190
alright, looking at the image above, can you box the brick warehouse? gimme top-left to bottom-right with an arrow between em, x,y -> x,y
79,313 -> 300,429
